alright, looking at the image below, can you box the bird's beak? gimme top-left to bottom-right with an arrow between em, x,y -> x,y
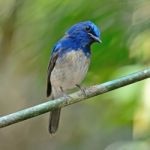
88,33 -> 102,43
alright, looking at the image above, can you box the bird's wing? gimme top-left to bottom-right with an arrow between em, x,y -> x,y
47,44 -> 61,97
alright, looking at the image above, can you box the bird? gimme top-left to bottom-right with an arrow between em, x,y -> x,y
47,21 -> 101,134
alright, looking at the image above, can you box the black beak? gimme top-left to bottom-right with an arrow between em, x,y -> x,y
88,33 -> 102,43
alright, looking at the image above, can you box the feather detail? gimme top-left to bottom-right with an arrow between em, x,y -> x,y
47,52 -> 59,97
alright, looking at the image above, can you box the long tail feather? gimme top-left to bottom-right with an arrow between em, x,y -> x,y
49,108 -> 61,134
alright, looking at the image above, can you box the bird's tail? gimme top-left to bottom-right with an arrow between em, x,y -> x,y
49,108 -> 61,134
48,89 -> 61,134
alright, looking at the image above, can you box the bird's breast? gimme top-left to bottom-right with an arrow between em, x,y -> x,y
51,49 -> 90,91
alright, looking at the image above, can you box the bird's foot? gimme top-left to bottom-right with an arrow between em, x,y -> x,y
75,84 -> 87,97
60,86 -> 72,100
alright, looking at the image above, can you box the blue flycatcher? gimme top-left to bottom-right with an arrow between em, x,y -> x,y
47,21 -> 101,134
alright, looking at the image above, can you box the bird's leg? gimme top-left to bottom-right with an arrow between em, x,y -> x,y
75,84 -> 86,97
60,86 -> 72,100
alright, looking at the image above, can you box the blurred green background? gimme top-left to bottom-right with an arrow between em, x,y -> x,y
0,0 -> 150,149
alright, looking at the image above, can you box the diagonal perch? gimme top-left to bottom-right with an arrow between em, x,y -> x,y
0,68 -> 150,128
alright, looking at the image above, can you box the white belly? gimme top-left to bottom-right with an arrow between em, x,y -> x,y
51,50 -> 90,92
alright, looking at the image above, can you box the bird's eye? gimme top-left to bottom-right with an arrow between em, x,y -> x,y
85,26 -> 91,32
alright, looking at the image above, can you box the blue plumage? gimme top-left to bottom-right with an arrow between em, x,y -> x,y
51,21 -> 101,57
47,21 -> 101,134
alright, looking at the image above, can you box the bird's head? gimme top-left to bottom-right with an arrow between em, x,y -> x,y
66,21 -> 101,47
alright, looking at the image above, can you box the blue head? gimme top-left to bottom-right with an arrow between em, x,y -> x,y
65,21 -> 101,48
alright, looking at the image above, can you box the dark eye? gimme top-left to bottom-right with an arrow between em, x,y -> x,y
85,26 -> 91,32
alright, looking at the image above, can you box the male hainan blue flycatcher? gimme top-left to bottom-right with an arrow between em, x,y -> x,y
47,21 -> 101,134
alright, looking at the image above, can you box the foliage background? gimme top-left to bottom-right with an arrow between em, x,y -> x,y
0,0 -> 150,149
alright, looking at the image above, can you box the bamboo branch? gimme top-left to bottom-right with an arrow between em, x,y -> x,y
0,68 -> 150,128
